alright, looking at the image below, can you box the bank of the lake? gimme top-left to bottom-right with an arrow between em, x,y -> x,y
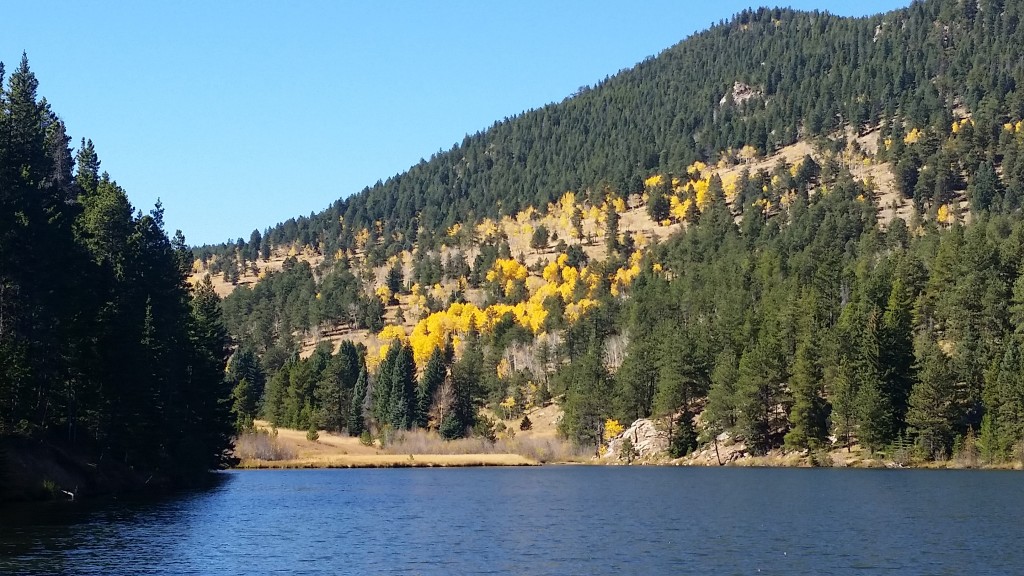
237,453 -> 537,468
0,437 -> 181,503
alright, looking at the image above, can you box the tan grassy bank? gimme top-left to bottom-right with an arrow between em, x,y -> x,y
233,421 -> 547,469
236,453 -> 537,469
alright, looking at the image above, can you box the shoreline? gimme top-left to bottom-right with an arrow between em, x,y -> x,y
231,453 -> 1024,470
235,453 -> 538,469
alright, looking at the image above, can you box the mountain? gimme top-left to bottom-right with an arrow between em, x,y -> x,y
15,0 -> 1022,469
204,0 -> 1024,465
200,0 -> 1024,265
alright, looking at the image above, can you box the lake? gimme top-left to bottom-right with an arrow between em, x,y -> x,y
1,466 -> 1022,575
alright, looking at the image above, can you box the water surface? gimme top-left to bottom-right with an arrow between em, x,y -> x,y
2,467 -> 1021,575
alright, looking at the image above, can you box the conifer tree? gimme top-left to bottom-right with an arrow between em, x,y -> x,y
388,342 -> 416,429
785,336 -> 829,450
416,346 -> 447,428
907,333 -> 956,459
347,366 -> 368,437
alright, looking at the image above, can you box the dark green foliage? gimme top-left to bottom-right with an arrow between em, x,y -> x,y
736,334 -> 789,456
229,348 -> 265,432
194,0 -> 1024,268
416,346 -> 447,428
232,379 -> 258,432
907,333 -> 956,459
557,352 -> 611,450
605,202 -> 620,255
705,350 -> 741,434
440,333 -> 482,439
385,261 -> 403,302
347,366 -> 368,437
519,415 -> 532,431
0,56 -> 235,481
784,336 -> 829,451
530,225 -> 550,251
668,411 -> 698,458
387,343 -> 416,429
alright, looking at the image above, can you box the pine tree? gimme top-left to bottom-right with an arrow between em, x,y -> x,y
784,336 -> 829,450
880,268 -> 917,430
347,366 -> 368,437
705,349 -> 740,433
855,308 -> 895,451
605,200 -> 620,255
736,335 -> 788,456
388,342 -> 416,429
907,333 -> 956,459
829,359 -> 859,452
557,352 -> 611,451
416,346 -> 446,428
371,342 -> 400,426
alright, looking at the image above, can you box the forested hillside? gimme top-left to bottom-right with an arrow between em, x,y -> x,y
202,0 -> 1024,263
0,55 -> 235,499
202,0 -> 1024,466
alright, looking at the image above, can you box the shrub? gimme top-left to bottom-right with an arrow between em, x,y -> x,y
359,430 -> 374,446
619,437 -> 637,465
520,415 -> 533,431
234,430 -> 297,461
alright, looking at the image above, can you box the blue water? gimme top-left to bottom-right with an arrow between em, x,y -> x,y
1,467 -> 1022,575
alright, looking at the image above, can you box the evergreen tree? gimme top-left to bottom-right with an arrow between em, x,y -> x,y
416,346 -> 447,428
736,334 -> 788,455
557,352 -> 611,451
855,309 -> 895,450
388,342 -> 416,429
829,359 -> 859,452
907,333 -> 956,459
784,336 -> 829,450
347,366 -> 368,437
705,349 -> 740,433
605,200 -> 620,255
668,410 -> 698,458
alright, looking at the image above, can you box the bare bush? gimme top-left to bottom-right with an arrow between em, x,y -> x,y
234,430 -> 297,461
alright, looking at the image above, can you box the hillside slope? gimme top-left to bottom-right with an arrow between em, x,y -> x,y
210,0 -> 1024,466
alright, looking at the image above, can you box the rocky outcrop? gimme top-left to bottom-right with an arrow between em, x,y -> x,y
603,418 -> 668,462
719,81 -> 763,107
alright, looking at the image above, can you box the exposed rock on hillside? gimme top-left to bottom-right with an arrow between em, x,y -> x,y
603,418 -> 668,461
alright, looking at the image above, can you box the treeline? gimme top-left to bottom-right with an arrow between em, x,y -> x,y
241,326 -> 521,443
216,0 -> 1024,462
0,55 -> 234,485
600,175 -> 1024,461
199,0 -> 1024,262
241,160 -> 1024,462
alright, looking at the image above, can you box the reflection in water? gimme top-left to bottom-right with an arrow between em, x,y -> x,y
1,468 -> 1023,575
1,474 -> 232,575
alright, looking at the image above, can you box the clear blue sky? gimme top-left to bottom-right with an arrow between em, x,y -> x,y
2,1 -> 910,246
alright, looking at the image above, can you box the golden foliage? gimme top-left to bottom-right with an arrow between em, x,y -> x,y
476,218 -> 499,240
603,419 -> 624,443
738,145 -> 759,161
937,204 -> 954,224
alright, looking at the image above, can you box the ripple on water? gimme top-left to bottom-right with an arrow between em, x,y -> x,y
2,467 -> 1023,575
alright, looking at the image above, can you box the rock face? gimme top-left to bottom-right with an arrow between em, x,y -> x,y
719,81 -> 763,107
604,418 -> 668,461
